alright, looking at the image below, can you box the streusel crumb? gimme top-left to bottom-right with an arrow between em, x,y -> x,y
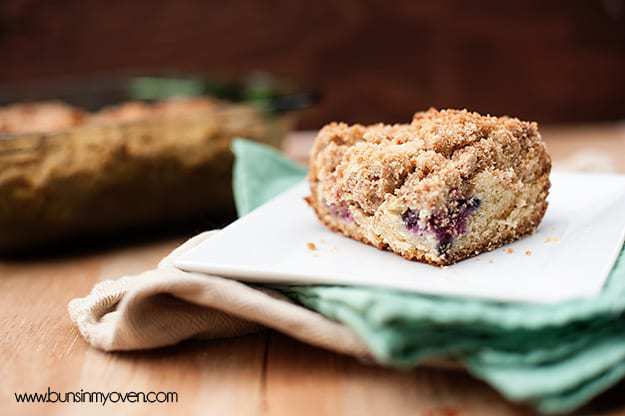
307,109 -> 551,266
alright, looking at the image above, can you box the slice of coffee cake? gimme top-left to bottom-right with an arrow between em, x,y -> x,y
307,109 -> 551,266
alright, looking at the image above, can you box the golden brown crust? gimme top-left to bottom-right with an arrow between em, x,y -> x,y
0,101 -> 85,135
307,108 -> 551,266
0,97 -> 222,136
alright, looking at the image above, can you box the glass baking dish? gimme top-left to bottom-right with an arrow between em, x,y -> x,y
0,74 -> 316,254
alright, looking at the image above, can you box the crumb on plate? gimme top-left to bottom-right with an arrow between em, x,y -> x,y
306,242 -> 317,251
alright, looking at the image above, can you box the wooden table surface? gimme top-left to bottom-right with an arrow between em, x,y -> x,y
2,125 -> 625,416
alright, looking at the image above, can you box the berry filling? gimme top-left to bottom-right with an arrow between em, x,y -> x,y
402,196 -> 481,255
327,202 -> 353,222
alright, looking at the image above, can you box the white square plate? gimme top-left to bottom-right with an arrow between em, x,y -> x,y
175,173 -> 625,304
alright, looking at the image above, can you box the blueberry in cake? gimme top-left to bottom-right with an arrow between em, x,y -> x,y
306,109 -> 551,266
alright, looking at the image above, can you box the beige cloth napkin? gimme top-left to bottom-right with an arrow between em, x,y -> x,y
68,231 -> 371,358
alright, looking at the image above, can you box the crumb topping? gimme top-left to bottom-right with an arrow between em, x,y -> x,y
310,108 -> 550,216
0,101 -> 85,135
307,108 -> 551,265
0,97 -> 221,136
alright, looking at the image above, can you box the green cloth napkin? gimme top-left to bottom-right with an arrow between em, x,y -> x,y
232,138 -> 625,414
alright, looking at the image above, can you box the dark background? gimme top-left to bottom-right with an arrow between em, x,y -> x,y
1,0 -> 625,128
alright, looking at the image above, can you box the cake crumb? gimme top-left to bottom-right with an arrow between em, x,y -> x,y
525,249 -> 532,256
306,242 -> 317,251
544,236 -> 560,244
308,108 -> 550,266
504,248 -> 514,254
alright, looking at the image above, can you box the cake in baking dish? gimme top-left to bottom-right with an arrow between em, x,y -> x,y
307,109 -> 551,266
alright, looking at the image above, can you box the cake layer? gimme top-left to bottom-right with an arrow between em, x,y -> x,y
307,109 -> 551,266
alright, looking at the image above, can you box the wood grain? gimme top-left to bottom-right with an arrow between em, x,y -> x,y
1,127 -> 625,415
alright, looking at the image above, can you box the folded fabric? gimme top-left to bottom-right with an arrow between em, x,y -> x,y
68,230 -> 370,356
69,138 -> 625,415
233,139 -> 625,414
